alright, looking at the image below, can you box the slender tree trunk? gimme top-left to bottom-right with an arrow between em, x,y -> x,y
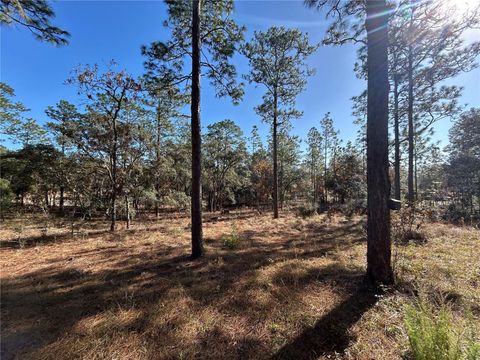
414,138 -> 418,201
324,137 -> 328,204
110,119 -> 118,232
407,3 -> 415,207
59,142 -> 65,215
190,0 -> 204,258
365,0 -> 393,285
155,103 -> 162,219
125,195 -> 130,229
272,87 -> 279,219
393,74 -> 401,201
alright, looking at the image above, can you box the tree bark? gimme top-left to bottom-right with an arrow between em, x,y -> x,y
190,0 -> 204,258
393,73 -> 401,201
110,115 -> 118,232
407,43 -> 415,206
365,0 -> 393,285
125,195 -> 130,230
272,87 -> 279,219
407,1 -> 415,206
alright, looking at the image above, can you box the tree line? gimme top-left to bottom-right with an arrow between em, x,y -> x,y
1,0 -> 479,285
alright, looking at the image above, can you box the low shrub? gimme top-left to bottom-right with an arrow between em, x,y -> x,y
404,297 -> 480,360
297,205 -> 317,218
223,224 -> 241,249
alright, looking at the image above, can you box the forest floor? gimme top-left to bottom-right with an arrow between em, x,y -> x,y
1,210 -> 479,360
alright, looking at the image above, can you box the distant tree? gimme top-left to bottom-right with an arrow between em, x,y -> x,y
0,82 -> 28,140
320,112 -> 339,203
306,127 -> 323,205
242,26 -> 317,218
142,0 -> 245,258
446,108 -> 480,218
0,0 -> 69,45
64,62 -> 142,231
203,119 -> 247,212
331,142 -> 365,203
275,129 -> 303,209
45,100 -> 80,214
1,144 -> 60,208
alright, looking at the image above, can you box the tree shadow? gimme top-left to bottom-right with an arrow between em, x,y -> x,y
1,216 -> 373,359
271,282 -> 378,360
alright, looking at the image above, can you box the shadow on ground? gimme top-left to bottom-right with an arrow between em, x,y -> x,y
1,216 -> 375,360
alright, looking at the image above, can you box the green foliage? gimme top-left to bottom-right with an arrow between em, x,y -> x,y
162,190 -> 190,212
0,0 -> 70,45
0,178 -> 14,215
223,224 -> 241,249
297,205 -> 317,218
404,299 -> 462,360
242,26 -> 317,126
403,296 -> 480,360
142,0 -> 245,103
203,119 -> 248,211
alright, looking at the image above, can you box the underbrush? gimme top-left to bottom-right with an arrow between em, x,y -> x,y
223,224 -> 242,249
404,294 -> 480,360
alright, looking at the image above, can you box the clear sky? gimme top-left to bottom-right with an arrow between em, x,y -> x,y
1,0 -> 479,150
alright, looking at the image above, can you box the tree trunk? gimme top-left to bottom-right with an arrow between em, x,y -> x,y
110,118 -> 118,232
190,0 -> 204,259
60,142 -> 65,215
125,195 -> 130,230
365,0 -> 393,285
272,87 -> 279,219
393,73 -> 401,201
407,5 -> 415,206
324,137 -> 328,204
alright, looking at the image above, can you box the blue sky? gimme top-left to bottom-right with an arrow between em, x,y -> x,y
1,0 -> 479,150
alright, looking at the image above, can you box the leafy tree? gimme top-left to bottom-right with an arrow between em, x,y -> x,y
320,112 -> 339,203
0,82 -> 28,140
142,0 -> 245,258
0,0 -> 69,45
306,127 -> 323,205
203,119 -> 247,212
445,108 -> 480,219
242,26 -> 317,218
45,100 -> 80,214
64,62 -> 142,231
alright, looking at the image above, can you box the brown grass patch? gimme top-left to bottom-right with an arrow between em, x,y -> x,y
1,211 -> 478,359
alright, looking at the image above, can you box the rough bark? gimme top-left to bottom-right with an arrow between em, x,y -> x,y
110,116 -> 117,232
365,0 -> 394,285
272,87 -> 279,219
407,43 -> 415,206
393,74 -> 401,201
190,0 -> 204,258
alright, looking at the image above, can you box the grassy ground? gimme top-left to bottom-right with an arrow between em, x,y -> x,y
1,210 -> 479,359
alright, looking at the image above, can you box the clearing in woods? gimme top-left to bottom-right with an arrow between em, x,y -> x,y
1,210 -> 479,359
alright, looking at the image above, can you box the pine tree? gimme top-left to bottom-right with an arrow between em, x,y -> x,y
242,26 -> 317,219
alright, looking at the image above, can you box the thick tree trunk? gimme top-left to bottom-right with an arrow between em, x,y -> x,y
393,74 -> 401,201
272,88 -> 279,219
190,0 -> 204,258
365,0 -> 393,285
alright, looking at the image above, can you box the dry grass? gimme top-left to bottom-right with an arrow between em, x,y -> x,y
0,211 -> 479,359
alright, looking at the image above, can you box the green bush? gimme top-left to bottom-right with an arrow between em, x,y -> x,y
297,205 -> 317,218
223,225 -> 241,249
0,178 -> 15,218
405,297 -> 480,360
